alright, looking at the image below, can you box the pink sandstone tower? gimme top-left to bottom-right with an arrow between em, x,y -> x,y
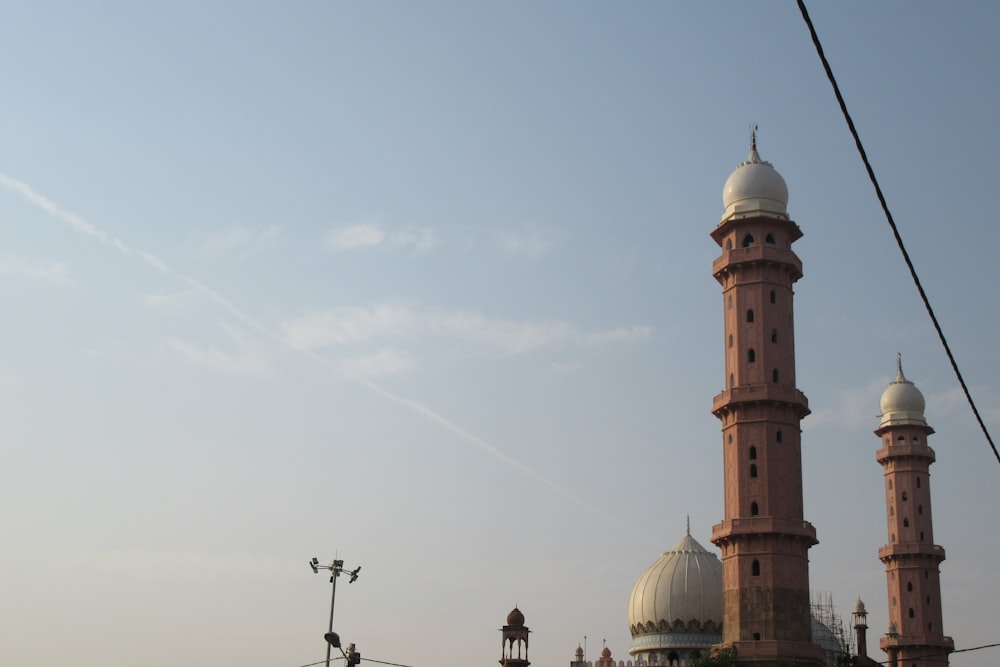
709,133 -> 825,666
876,359 -> 953,667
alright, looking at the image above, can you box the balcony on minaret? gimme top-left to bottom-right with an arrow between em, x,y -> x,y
712,384 -> 809,416
711,516 -> 817,545
877,542 -> 945,561
712,244 -> 802,280
875,441 -> 936,465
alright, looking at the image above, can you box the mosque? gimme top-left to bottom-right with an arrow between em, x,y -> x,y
497,137 -> 954,667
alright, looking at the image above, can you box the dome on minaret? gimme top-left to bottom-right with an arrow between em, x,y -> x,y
721,129 -> 789,223
879,357 -> 927,428
627,525 -> 723,636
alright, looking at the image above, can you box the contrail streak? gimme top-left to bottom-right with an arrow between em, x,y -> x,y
0,171 -> 606,518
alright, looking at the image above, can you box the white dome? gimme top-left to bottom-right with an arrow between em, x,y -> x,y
879,359 -> 926,428
628,531 -> 723,635
721,140 -> 788,222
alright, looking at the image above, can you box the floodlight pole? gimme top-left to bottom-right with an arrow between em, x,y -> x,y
310,558 -> 361,667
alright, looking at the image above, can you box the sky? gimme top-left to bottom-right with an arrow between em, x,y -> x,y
1,2 -> 999,667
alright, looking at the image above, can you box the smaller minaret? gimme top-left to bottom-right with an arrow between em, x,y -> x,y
875,358 -> 953,667
852,598 -> 870,662
570,645 -> 586,667
500,607 -> 530,667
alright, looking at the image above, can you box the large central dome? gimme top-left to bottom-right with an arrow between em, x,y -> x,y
628,529 -> 723,639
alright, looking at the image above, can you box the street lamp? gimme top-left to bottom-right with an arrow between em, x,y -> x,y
310,557 -> 361,667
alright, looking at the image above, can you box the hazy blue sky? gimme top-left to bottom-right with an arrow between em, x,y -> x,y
2,3 -> 998,667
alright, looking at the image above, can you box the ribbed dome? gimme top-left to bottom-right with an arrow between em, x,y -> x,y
627,531 -> 723,635
506,607 -> 525,627
879,359 -> 926,428
721,134 -> 788,222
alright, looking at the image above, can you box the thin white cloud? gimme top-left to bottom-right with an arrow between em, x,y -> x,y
166,337 -> 272,377
138,290 -> 199,314
201,224 -> 281,254
328,222 -> 386,250
327,221 -> 438,253
388,227 -> 438,253
497,221 -> 558,259
282,303 -> 651,356
282,304 -> 419,349
442,310 -> 570,354
806,375 -> 888,430
165,325 -> 272,377
0,171 -> 604,518
0,256 -> 74,285
339,348 -> 415,379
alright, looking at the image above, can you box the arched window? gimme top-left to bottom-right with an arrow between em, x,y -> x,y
748,348 -> 756,362
772,368 -> 779,382
908,608 -> 915,618
752,560 -> 760,576
890,506 -> 894,516
725,239 -> 733,250
776,430 -> 783,443
765,233 -> 776,246
771,328 -> 778,343
728,433 -> 733,444
918,505 -> 923,515
729,334 -> 733,348
888,479 -> 893,489
729,373 -> 734,388
898,435 -> 906,441
907,582 -> 913,592
750,501 -> 759,516
750,464 -> 758,478
746,309 -> 755,323
769,289 -> 776,304
916,477 -> 921,488
927,595 -> 931,605
901,491 -> 908,501
920,531 -> 925,541
742,234 -> 755,247
903,518 -> 910,527
749,446 -> 757,460
728,295 -> 733,309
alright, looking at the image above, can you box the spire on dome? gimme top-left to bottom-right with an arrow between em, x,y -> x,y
747,124 -> 761,163
686,514 -> 691,536
893,352 -> 909,384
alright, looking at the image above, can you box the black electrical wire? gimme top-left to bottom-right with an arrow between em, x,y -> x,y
796,0 -> 999,465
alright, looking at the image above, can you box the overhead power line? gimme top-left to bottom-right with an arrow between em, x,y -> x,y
796,0 -> 999,465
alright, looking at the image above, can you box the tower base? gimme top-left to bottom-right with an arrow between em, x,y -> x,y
712,640 -> 826,666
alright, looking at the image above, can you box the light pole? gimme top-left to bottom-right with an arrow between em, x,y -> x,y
310,557 -> 361,667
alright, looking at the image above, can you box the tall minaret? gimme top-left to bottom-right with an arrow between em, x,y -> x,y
709,132 -> 824,666
876,359 -> 953,667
